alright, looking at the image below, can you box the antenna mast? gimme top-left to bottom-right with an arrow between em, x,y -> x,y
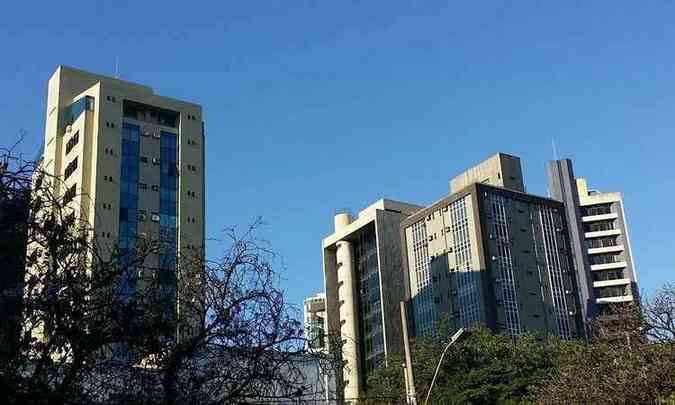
551,138 -> 559,161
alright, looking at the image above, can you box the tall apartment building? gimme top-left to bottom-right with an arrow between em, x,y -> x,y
303,292 -> 327,351
35,66 -> 205,339
547,159 -> 638,320
401,154 -> 583,340
322,199 -> 422,402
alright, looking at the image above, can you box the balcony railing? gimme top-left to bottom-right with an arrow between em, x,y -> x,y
589,254 -> 623,265
584,221 -> 615,233
592,270 -> 624,282
587,237 -> 618,249
582,204 -> 612,216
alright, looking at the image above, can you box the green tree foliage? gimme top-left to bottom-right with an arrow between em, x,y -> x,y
534,303 -> 675,404
365,295 -> 675,404
365,324 -> 556,404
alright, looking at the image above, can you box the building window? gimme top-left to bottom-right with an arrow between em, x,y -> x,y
140,156 -> 148,163
123,100 -> 179,128
65,131 -> 80,155
63,184 -> 77,205
583,204 -> 612,217
152,157 -> 160,165
139,183 -> 147,190
592,269 -> 624,282
587,236 -> 618,249
589,253 -> 622,266
64,157 -> 78,180
151,185 -> 159,191
64,96 -> 94,126
584,220 -> 614,233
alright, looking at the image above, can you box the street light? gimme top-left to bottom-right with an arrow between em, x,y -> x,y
424,328 -> 467,405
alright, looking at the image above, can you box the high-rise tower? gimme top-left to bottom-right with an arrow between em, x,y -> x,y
401,153 -> 584,340
547,159 -> 638,320
36,66 -> 205,339
322,199 -> 422,402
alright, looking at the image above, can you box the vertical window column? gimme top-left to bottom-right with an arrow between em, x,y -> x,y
119,123 -> 140,295
159,131 -> 178,298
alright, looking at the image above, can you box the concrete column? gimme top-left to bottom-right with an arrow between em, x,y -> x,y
336,239 -> 361,401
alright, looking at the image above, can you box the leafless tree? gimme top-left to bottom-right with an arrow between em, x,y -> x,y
535,293 -> 675,404
643,283 -> 675,343
129,221 -> 340,404
0,144 -> 340,404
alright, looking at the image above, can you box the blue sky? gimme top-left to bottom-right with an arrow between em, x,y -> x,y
1,2 -> 674,311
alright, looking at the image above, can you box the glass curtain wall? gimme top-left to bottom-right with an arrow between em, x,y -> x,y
354,225 -> 384,381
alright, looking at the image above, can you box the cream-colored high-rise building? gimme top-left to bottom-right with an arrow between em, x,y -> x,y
36,66 -> 205,338
322,199 -> 422,402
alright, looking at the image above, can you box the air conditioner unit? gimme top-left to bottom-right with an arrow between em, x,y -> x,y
152,130 -> 161,139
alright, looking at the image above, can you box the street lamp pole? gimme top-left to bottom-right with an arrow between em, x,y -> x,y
400,301 -> 417,405
424,328 -> 466,405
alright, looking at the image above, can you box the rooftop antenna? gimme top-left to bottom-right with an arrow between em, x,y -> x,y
551,137 -> 559,161
114,56 -> 120,79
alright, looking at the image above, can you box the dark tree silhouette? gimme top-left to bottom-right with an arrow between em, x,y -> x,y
0,144 -> 339,405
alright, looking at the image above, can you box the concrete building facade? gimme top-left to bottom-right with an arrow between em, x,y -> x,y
402,154 -> 583,340
304,292 -> 327,351
322,199 -> 421,402
547,159 -> 638,319
34,66 -> 205,340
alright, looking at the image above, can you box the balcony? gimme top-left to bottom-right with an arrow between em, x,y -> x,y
596,295 -> 634,304
587,245 -> 624,255
581,212 -> 618,223
592,278 -> 631,288
585,229 -> 621,239
590,261 -> 628,271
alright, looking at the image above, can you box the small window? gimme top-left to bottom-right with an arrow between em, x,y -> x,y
152,157 -> 160,165
151,213 -> 160,222
140,156 -> 148,163
64,157 -> 78,180
65,131 -> 80,155
151,185 -> 159,191
139,183 -> 147,190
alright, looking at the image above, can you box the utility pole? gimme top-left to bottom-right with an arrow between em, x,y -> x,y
400,301 -> 417,405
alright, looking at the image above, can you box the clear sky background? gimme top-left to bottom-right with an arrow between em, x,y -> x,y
1,2 -> 674,312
